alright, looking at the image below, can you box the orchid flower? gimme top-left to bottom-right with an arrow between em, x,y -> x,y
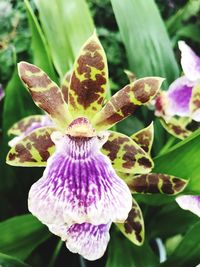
155,41 -> 200,140
6,34 -> 187,260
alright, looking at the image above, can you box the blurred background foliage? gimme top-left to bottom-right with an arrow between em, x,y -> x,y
0,0 -> 200,266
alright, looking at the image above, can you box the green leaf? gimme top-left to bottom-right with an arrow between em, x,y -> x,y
24,0 -> 57,82
0,215 -> 50,261
111,0 -> 179,88
161,221 -> 200,267
154,127 -> 200,195
0,253 -> 30,267
34,0 -> 94,78
106,231 -> 158,267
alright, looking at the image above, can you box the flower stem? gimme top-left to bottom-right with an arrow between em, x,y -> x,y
48,239 -> 63,267
79,255 -> 87,267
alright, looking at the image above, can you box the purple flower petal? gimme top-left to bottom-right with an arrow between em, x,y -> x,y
178,41 -> 200,82
167,76 -> 194,117
176,195 -> 200,217
48,222 -> 111,261
28,134 -> 132,226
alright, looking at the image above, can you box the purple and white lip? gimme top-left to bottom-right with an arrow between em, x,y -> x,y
28,117 -> 132,227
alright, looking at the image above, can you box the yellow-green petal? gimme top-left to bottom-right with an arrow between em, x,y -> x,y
116,198 -> 144,246
131,122 -> 154,154
93,77 -> 164,131
102,131 -> 154,174
60,70 -> 71,103
6,127 -> 56,167
8,115 -> 46,136
126,173 -> 188,195
68,33 -> 108,119
18,61 -> 72,130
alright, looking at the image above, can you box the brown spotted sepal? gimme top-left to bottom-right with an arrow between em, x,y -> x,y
61,70 -> 71,103
18,62 -> 72,130
190,83 -> 200,121
8,115 -> 46,136
116,198 -> 144,246
6,127 -> 56,167
126,173 -> 188,195
92,77 -> 164,131
160,117 -> 191,140
101,131 -> 153,174
131,122 -> 154,154
68,33 -> 108,119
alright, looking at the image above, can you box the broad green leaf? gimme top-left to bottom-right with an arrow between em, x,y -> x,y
154,127 -> 200,195
24,0 -> 57,82
111,0 -> 179,88
166,0 -> 200,38
102,131 -> 153,174
161,221 -> 200,267
106,231 -> 158,267
147,203 -> 198,240
116,198 -> 144,246
0,215 -> 50,260
7,127 -> 56,167
34,0 -> 94,78
0,253 -> 30,267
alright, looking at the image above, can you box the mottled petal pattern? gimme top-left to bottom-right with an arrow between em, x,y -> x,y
190,84 -> 200,121
8,115 -> 52,136
92,77 -> 164,131
126,173 -> 188,195
7,127 -> 56,166
131,122 -> 154,154
178,41 -> 200,82
69,33 -> 108,119
28,135 -> 132,226
167,76 -> 193,117
18,62 -> 72,130
61,70 -> 71,103
176,195 -> 200,217
102,131 -> 153,174
117,198 -> 144,246
160,118 -> 191,140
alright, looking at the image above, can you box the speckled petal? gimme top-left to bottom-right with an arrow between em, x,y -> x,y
8,115 -> 52,136
178,41 -> 200,82
68,33 -> 108,119
167,76 -> 194,117
176,195 -> 200,217
92,77 -> 164,131
18,61 -> 72,130
131,122 -> 154,154
102,131 -> 153,174
6,127 -> 56,167
160,117 -> 191,140
28,134 -> 132,226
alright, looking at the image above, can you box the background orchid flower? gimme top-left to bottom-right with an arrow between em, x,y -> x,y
155,41 -> 200,140
6,33 -> 188,261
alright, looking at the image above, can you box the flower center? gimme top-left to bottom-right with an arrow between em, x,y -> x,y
66,117 -> 96,137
